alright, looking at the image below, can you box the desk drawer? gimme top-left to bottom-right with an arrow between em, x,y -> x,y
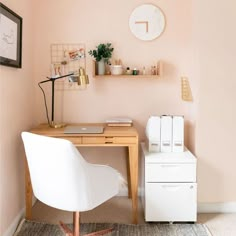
62,137 -> 82,145
82,136 -> 136,144
113,137 -> 136,144
82,137 -> 105,144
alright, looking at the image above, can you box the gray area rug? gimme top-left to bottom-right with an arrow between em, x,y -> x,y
14,219 -> 211,236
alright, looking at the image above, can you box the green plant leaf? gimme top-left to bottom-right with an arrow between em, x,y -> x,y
88,43 -> 114,63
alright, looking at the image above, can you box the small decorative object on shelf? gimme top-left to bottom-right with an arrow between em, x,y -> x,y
110,65 -> 123,75
132,68 -> 139,75
88,43 -> 114,75
125,67 -> 132,75
151,66 -> 157,75
142,66 -> 146,75
110,58 -> 123,75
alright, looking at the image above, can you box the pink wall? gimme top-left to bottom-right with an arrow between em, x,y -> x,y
34,0 -> 195,129
3,0 -> 236,234
33,0 -> 195,185
0,0 -> 35,235
194,1 -> 236,202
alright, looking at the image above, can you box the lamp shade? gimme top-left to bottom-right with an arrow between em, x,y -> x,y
78,67 -> 89,85
70,67 -> 89,87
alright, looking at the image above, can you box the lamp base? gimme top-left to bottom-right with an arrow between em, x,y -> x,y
49,122 -> 66,129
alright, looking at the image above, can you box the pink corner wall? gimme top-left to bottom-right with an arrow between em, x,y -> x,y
0,0 -> 35,235
193,1 -> 236,203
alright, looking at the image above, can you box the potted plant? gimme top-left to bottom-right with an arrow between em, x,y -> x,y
88,43 -> 114,75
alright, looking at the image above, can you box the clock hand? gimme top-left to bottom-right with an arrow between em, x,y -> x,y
135,21 -> 149,33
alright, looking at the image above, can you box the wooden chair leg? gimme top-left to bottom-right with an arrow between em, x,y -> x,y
60,211 -> 113,236
59,221 -> 73,236
59,211 -> 80,236
73,212 -> 80,236
84,228 -> 114,236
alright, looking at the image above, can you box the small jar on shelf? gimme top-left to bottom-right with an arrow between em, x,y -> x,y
151,66 -> 157,75
125,67 -> 132,75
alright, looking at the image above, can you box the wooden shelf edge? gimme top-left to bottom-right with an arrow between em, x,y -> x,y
93,75 -> 161,79
93,60 -> 163,79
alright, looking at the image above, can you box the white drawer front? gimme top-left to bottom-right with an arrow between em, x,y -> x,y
145,183 -> 197,222
146,163 -> 196,182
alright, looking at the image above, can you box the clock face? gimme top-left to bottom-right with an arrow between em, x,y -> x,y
129,4 -> 165,41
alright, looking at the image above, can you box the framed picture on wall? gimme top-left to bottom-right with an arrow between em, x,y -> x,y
0,3 -> 22,68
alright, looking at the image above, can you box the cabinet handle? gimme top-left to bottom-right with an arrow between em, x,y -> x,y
162,184 -> 181,187
174,142 -> 183,146
162,142 -> 170,146
161,164 -> 179,168
151,143 -> 159,146
162,185 -> 181,191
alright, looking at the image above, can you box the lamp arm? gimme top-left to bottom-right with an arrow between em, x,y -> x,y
46,73 -> 74,81
38,79 -> 51,84
38,73 -> 74,126
39,72 -> 74,85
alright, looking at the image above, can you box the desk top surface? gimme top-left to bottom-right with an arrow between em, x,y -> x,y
31,123 -> 139,137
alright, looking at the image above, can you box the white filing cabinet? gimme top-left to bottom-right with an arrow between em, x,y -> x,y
141,143 -> 197,222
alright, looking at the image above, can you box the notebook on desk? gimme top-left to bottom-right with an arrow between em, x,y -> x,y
64,125 -> 104,134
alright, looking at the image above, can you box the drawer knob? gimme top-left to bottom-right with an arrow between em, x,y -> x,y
105,137 -> 113,144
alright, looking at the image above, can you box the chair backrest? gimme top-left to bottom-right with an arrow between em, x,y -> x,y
22,132 -> 92,211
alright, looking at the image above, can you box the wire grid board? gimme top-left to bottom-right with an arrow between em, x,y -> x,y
51,43 -> 86,90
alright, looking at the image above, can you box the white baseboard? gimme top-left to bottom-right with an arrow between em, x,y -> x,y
3,197 -> 37,236
121,186 -> 236,214
198,202 -> 236,213
3,208 -> 25,236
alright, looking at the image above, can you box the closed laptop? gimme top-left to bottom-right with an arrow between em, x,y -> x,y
64,126 -> 104,134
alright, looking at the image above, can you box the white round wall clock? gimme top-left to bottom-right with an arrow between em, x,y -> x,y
129,4 -> 165,41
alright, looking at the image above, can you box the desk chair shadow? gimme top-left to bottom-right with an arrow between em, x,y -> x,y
21,132 -> 119,236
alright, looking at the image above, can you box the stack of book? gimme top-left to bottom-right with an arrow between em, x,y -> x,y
106,117 -> 133,127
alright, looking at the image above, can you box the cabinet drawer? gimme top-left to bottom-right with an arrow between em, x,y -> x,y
146,163 -> 196,182
145,183 -> 197,222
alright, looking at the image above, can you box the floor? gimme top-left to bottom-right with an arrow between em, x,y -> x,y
31,197 -> 236,236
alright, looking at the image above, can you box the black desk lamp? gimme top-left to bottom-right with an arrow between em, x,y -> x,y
38,68 -> 89,128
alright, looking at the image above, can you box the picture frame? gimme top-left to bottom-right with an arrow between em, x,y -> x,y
0,3 -> 22,68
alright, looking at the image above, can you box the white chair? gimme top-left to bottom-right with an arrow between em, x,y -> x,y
21,132 -> 119,236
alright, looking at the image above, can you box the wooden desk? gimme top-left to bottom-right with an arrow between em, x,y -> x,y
25,123 -> 139,224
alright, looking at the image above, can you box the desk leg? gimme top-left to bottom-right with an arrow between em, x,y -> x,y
128,145 -> 138,224
25,157 -> 32,219
126,148 -> 131,198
